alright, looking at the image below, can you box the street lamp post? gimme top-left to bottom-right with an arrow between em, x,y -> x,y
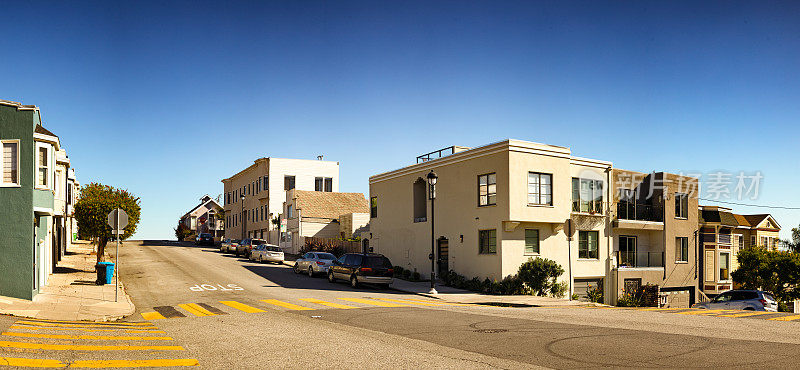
427,170 -> 438,295
240,194 -> 245,240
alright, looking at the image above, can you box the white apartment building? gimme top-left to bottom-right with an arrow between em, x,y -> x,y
222,157 -> 339,242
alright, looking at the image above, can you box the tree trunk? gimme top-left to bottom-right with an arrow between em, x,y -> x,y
96,236 -> 108,266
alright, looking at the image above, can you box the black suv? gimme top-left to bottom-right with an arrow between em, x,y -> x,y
328,253 -> 393,289
196,233 -> 214,246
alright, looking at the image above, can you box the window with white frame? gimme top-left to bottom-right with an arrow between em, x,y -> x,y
527,172 -> 552,206
719,252 -> 730,281
1,140 -> 20,185
36,144 -> 50,189
675,193 -> 688,218
675,237 -> 688,262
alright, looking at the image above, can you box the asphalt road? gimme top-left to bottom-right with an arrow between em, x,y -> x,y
3,240 -> 800,369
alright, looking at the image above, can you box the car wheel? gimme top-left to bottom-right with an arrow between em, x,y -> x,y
328,270 -> 336,283
350,275 -> 358,288
293,263 -> 300,274
308,266 -> 314,277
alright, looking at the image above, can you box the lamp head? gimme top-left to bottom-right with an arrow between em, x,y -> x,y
426,170 -> 438,186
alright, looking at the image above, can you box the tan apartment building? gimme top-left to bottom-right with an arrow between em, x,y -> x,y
222,157 -> 339,242
698,206 -> 781,296
609,170 -> 700,307
282,189 -> 368,253
368,140 -> 613,301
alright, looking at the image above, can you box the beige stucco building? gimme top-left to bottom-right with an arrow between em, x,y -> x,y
368,140 -> 613,301
222,157 -> 339,242
610,170 -> 700,307
282,190 -> 368,253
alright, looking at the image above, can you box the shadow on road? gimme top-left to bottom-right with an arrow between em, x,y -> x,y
241,262 -> 409,295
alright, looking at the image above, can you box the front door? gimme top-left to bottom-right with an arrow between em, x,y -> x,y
437,238 -> 449,275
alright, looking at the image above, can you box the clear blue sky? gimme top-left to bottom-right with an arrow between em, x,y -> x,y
2,1 -> 798,240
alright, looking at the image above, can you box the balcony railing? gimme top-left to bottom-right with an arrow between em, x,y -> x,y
615,202 -> 663,222
571,200 -> 606,215
616,251 -> 665,268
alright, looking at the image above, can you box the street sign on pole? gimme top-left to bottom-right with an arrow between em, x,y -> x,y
106,208 -> 128,303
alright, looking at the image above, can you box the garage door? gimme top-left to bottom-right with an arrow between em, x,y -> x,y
574,278 -> 603,301
660,286 -> 694,308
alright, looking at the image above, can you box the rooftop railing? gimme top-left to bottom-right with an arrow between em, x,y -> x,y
616,251 -> 665,268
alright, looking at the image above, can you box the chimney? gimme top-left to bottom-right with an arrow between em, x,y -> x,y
317,155 -> 324,160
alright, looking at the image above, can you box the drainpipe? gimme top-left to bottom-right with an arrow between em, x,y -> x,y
567,219 -> 573,299
606,167 -> 612,304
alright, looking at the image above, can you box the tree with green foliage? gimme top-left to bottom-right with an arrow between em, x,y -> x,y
174,222 -> 192,241
732,246 -> 800,311
74,183 -> 141,265
782,224 -> 800,252
517,257 -> 565,296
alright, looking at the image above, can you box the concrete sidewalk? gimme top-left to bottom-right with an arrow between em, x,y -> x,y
280,259 -> 585,307
0,243 -> 135,321
390,278 -> 587,307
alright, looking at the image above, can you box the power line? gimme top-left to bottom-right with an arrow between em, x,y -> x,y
699,198 -> 800,210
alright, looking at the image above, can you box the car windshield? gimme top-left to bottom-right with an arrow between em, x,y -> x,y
252,239 -> 266,245
268,246 -> 282,252
316,253 -> 335,260
363,256 -> 392,268
200,233 -> 211,237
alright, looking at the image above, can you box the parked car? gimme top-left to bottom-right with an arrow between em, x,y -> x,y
327,253 -> 393,289
237,238 -> 267,258
220,239 -> 240,253
294,252 -> 337,277
693,290 -> 778,312
250,244 -> 285,264
196,233 -> 214,246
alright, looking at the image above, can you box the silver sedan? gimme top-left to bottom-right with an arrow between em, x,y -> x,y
294,252 -> 336,277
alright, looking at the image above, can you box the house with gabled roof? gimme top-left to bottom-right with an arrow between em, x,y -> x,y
698,205 -> 782,296
179,195 -> 224,240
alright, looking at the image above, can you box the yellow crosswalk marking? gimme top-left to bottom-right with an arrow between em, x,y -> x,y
400,298 -> 470,306
299,298 -> 357,309
18,318 -> 152,326
178,303 -> 216,317
219,301 -> 265,313
69,359 -> 200,367
9,325 -> 165,334
338,298 -> 408,307
1,332 -> 173,341
768,315 -> 800,321
0,356 -> 64,368
675,309 -> 728,315
141,312 -> 166,320
639,307 -> 692,311
718,311 -> 778,318
260,299 -> 314,311
15,321 -> 159,329
0,340 -> 184,351
378,298 -> 440,306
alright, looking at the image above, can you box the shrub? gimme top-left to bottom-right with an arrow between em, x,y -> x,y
466,277 -> 482,291
500,275 -> 527,295
616,293 -> 640,307
411,271 -> 421,281
393,266 -> 404,277
402,270 -> 412,280
551,281 -> 569,298
517,257 -> 565,296
586,284 -> 604,303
